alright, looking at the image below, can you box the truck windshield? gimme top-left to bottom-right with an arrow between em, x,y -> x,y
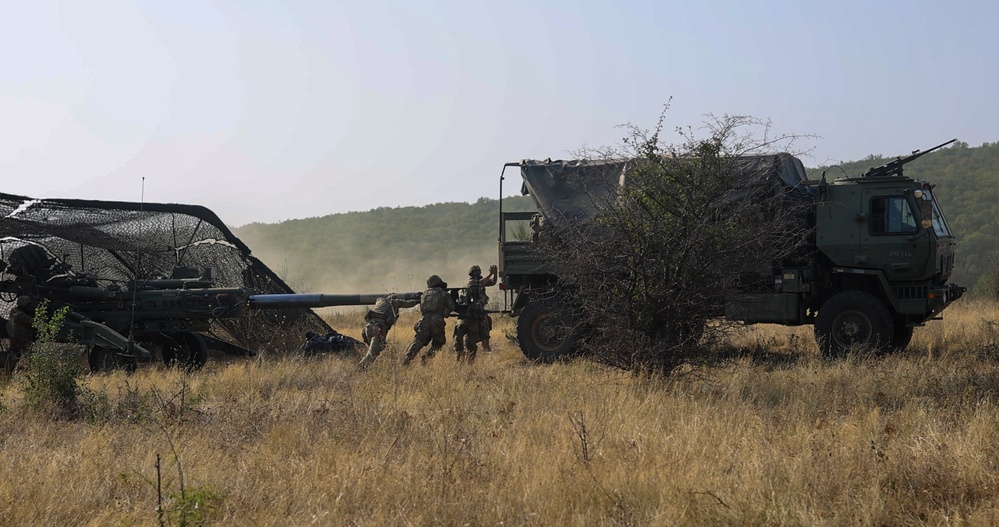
923,190 -> 951,237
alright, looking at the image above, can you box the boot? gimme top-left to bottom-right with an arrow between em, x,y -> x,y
358,352 -> 375,369
402,348 -> 419,366
421,348 -> 438,365
467,344 -> 477,364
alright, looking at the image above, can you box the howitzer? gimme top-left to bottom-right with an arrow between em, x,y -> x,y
0,251 -> 420,371
860,138 -> 956,178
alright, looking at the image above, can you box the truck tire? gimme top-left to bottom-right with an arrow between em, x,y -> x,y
814,291 -> 893,358
517,296 -> 579,363
162,332 -> 209,370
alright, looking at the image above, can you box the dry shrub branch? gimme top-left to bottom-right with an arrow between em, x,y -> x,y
537,111 -> 814,373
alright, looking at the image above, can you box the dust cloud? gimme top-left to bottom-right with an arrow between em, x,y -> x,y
249,241 -> 499,297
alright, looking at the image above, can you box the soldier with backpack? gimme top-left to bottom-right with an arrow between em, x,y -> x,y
403,275 -> 456,365
453,264 -> 497,362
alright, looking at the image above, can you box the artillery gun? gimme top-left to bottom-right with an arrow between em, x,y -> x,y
0,191 -> 419,371
0,243 -> 420,371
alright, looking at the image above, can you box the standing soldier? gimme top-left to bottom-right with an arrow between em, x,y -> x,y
403,275 -> 456,365
4,296 -> 35,373
358,293 -> 421,368
454,264 -> 498,362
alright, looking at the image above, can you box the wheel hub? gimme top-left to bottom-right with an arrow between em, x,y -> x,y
534,314 -> 568,352
833,311 -> 872,346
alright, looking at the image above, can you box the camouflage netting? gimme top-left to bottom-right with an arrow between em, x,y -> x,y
519,154 -> 812,225
0,192 -> 333,354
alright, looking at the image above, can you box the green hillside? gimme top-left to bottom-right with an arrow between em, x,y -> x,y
236,142 -> 999,296
234,196 -> 537,294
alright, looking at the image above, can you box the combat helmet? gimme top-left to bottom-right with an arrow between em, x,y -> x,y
468,265 -> 481,277
427,274 -> 444,288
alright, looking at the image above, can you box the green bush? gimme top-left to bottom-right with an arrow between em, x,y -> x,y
21,302 -> 86,418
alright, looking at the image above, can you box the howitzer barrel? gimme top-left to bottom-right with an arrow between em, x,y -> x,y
247,292 -> 421,309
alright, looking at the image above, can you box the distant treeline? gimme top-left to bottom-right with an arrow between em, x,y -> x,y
236,142 -> 999,295
234,196 -> 537,294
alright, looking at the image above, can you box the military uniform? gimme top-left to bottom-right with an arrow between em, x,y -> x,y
404,275 -> 456,365
454,265 -> 496,362
4,296 -> 34,373
358,294 -> 420,368
454,265 -> 497,362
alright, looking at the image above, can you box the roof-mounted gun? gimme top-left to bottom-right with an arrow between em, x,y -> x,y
860,138 -> 957,179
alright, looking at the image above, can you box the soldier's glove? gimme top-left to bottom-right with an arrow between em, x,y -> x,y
489,265 -> 498,274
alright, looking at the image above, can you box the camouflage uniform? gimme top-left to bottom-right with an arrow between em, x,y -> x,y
404,275 -> 456,365
453,265 -> 497,362
358,294 -> 420,368
4,296 -> 34,373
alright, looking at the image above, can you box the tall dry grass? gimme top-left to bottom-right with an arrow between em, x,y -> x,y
1,302 -> 999,525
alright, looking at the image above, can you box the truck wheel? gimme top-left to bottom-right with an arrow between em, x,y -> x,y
517,297 -> 579,363
814,291 -> 893,358
162,332 -> 209,370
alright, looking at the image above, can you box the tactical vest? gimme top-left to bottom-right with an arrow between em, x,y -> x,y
420,288 -> 448,316
365,297 -> 396,325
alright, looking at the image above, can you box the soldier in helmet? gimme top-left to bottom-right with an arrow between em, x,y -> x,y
4,295 -> 35,373
357,293 -> 421,368
403,275 -> 455,365
453,264 -> 498,362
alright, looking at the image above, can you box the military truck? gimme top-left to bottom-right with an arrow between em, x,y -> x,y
496,140 -> 965,361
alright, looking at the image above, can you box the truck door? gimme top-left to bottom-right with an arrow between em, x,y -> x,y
859,190 -> 929,280
815,185 -> 864,268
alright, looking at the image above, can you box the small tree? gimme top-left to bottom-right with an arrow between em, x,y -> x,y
22,300 -> 86,417
536,111 -> 814,373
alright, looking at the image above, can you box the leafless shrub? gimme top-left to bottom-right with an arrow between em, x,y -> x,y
536,109 -> 815,374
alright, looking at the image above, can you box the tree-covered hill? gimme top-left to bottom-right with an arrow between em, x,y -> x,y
236,142 -> 999,296
234,196 -> 536,294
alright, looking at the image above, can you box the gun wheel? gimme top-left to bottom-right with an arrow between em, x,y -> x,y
162,332 -> 209,370
88,346 -> 119,373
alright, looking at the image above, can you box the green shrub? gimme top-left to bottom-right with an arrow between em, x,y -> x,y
21,302 -> 85,417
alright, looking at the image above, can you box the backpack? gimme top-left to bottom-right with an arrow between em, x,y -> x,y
421,289 -> 444,315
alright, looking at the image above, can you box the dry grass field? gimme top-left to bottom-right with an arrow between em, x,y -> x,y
3,301 -> 999,526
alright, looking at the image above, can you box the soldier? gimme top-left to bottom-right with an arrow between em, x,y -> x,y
358,293 -> 421,368
454,264 -> 498,362
403,275 -> 455,365
5,296 -> 35,373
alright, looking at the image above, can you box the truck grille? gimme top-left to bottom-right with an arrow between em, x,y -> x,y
894,285 -> 928,300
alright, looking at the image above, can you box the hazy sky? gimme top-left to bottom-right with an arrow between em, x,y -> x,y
2,1 -> 995,226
